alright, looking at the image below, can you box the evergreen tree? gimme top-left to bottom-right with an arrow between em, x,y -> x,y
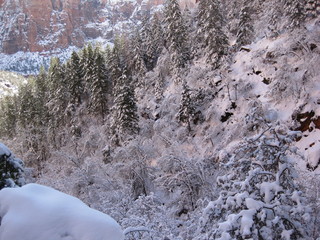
196,0 -> 229,68
163,0 -> 190,71
82,44 -> 96,99
0,95 -> 17,138
140,14 -> 164,71
47,57 -> 68,128
149,14 -> 164,69
178,83 -> 195,132
89,48 -> 109,120
154,71 -> 165,103
17,82 -> 36,129
66,51 -> 84,105
33,66 -> 49,127
113,34 -> 129,70
128,31 -> 147,86
198,126 -> 310,239
236,0 -> 254,48
106,42 -> 123,96
79,47 -> 88,80
0,143 -> 25,189
111,70 -> 139,145
140,14 -> 153,71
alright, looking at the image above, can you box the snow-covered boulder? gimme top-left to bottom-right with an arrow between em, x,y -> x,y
0,183 -> 125,240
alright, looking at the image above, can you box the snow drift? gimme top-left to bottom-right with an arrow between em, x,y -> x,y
0,183 -> 124,240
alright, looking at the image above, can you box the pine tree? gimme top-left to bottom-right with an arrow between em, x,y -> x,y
140,13 -> 164,71
163,0 -> 190,71
236,0 -> 254,48
198,126 -> 310,239
149,13 -> 164,69
140,15 -> 154,71
0,143 -> 25,189
106,42 -> 123,96
82,44 -> 96,99
112,34 -> 129,70
128,31 -> 147,86
17,82 -> 36,129
47,57 -> 68,129
66,51 -> 84,105
33,66 -> 49,127
0,95 -> 17,138
178,83 -> 195,132
111,70 -> 139,145
89,48 -> 109,120
196,0 -> 229,68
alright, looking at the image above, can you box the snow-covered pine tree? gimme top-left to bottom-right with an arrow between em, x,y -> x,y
32,67 -> 50,162
79,47 -> 88,79
112,34 -> 129,71
163,0 -> 190,72
88,48 -> 109,120
0,143 -> 25,189
128,31 -> 147,86
149,13 -> 164,69
0,95 -> 17,138
111,70 -> 139,146
47,58 -> 68,127
196,0 -> 229,68
198,125 -> 310,240
46,58 -> 68,148
139,14 -> 154,71
106,38 -> 125,95
66,51 -> 84,106
283,0 -> 305,28
82,44 -> 96,100
33,66 -> 49,127
178,83 -> 195,132
17,82 -> 36,129
236,0 -> 254,48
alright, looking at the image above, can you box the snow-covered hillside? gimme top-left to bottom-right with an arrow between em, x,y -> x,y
1,0 -> 320,239
2,16 -> 316,240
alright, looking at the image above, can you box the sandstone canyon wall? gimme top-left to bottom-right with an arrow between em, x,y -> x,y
0,0 -> 196,55
0,0 -> 103,54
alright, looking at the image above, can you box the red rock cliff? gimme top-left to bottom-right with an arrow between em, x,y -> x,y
0,0 -> 101,54
0,0 -> 196,55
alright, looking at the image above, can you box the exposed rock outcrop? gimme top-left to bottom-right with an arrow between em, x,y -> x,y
0,0 -> 196,55
0,0 -> 102,54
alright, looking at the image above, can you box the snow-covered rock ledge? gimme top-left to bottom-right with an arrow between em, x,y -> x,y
0,183 -> 124,240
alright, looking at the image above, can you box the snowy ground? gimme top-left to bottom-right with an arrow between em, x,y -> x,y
0,184 -> 124,240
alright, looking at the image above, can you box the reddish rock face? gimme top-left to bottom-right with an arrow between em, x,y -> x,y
0,0 -> 196,55
0,0 -> 101,54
